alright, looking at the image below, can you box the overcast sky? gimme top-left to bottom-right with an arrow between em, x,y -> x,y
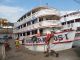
0,0 -> 80,22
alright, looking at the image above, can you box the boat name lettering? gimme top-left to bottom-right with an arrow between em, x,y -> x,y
26,38 -> 45,43
26,34 -> 68,43
53,34 -> 68,41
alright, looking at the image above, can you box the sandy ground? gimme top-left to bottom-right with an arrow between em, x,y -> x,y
0,40 -> 80,60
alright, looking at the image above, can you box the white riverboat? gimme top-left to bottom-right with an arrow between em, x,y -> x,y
13,6 -> 76,52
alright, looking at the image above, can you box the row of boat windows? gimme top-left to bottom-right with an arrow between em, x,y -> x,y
17,15 -> 59,22
17,18 -> 41,29
63,11 -> 80,17
61,18 -> 80,25
17,16 -> 58,29
18,12 -> 34,22
18,29 -> 43,36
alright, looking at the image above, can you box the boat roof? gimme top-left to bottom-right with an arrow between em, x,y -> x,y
31,6 -> 49,12
61,10 -> 80,17
17,6 -> 58,22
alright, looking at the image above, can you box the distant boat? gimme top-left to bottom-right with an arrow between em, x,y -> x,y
61,11 -> 80,47
0,18 -> 13,43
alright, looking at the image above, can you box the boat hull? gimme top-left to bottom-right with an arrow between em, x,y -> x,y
25,42 -> 73,52
24,30 -> 75,52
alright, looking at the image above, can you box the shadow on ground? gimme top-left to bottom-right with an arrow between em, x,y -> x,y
73,47 -> 80,57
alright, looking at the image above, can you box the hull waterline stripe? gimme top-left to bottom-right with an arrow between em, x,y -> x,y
24,40 -> 73,46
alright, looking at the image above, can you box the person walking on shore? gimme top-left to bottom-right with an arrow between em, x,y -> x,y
45,33 -> 52,56
45,32 -> 59,57
15,38 -> 20,49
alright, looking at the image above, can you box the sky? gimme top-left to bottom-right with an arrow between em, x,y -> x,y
0,0 -> 80,22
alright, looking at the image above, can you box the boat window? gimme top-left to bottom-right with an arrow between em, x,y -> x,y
32,19 -> 37,24
52,27 -> 61,31
20,17 -> 23,21
75,18 -> 80,22
64,15 -> 66,17
61,22 -> 66,25
70,20 -> 74,23
18,34 -> 19,37
27,21 -> 31,26
24,15 -> 26,19
27,12 -> 31,16
20,25 -> 23,28
39,18 -> 43,22
20,33 -> 22,36
23,32 -> 26,36
27,31 -> 30,35
23,23 -> 26,27
67,21 -> 70,24
32,10 -> 36,14
76,27 -> 80,31
17,26 -> 20,29
39,29 -> 43,35
46,15 -> 60,20
34,30 -> 37,34
32,30 -> 37,34
75,33 -> 80,37
32,30 -> 34,34
39,15 -> 60,21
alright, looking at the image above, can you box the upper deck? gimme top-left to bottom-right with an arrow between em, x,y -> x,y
14,6 -> 60,27
60,11 -> 80,30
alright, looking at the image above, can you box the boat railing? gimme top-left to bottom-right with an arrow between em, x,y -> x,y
32,9 -> 60,17
14,16 -> 32,27
14,19 -> 61,34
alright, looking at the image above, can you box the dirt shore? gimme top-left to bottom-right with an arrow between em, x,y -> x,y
1,40 -> 80,60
